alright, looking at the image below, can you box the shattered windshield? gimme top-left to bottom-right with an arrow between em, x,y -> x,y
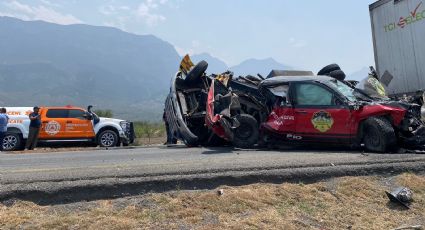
326,79 -> 357,102
268,85 -> 289,98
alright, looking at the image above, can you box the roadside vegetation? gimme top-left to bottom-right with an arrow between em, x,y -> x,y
93,109 -> 114,118
1,173 -> 424,229
95,109 -> 166,145
133,121 -> 166,145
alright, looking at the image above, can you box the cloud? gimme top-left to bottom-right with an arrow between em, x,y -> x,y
99,4 -> 132,31
99,4 -> 130,16
99,0 -> 171,29
174,46 -> 188,56
136,0 -> 167,26
39,0 -> 62,8
289,37 -> 307,47
0,0 -> 82,25
103,16 -> 130,31
289,37 -> 307,48
174,40 -> 211,56
191,40 -> 201,48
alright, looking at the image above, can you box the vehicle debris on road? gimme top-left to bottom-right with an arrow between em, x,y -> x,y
386,187 -> 413,209
217,189 -> 224,196
164,55 -> 425,152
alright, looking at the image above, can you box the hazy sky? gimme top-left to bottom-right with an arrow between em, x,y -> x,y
0,0 -> 377,73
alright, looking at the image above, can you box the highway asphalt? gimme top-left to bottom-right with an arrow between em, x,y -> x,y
1,146 -> 425,204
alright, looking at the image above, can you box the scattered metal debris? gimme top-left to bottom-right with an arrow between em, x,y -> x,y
386,187 -> 413,209
217,189 -> 224,196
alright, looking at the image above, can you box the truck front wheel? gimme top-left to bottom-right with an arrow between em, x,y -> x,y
363,117 -> 396,153
98,130 -> 118,148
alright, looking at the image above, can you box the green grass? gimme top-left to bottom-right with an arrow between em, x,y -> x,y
133,121 -> 165,139
93,109 -> 166,140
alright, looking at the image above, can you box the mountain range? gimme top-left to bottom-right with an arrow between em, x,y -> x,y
192,53 -> 292,77
0,16 -> 365,121
0,16 -> 181,120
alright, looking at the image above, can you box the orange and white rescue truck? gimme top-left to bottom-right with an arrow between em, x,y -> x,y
2,105 -> 134,151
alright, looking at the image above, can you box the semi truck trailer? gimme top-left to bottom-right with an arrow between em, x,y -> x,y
370,0 -> 425,96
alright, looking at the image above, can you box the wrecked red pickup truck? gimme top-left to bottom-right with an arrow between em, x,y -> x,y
164,56 -> 425,152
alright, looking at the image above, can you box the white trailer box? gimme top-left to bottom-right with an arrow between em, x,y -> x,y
370,0 -> 425,95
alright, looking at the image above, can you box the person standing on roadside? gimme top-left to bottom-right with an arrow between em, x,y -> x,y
25,106 -> 41,150
0,108 -> 9,152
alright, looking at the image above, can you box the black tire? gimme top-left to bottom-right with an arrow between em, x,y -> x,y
328,69 -> 346,81
318,64 -> 340,76
2,132 -> 22,151
245,75 -> 262,82
362,117 -> 397,153
98,130 -> 118,147
233,114 -> 259,149
182,140 -> 198,147
185,60 -> 208,83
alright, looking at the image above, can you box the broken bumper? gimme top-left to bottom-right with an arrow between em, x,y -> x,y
119,121 -> 135,144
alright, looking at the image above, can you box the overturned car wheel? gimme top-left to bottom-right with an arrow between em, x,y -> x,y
185,60 -> 208,83
233,114 -> 259,149
328,69 -> 346,81
317,64 -> 340,76
363,117 -> 397,153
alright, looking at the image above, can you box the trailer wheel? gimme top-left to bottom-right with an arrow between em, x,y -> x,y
2,132 -> 22,151
363,117 -> 396,153
318,64 -> 341,76
98,130 -> 118,148
233,114 -> 259,149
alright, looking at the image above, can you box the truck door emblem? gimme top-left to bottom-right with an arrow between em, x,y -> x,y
45,120 -> 61,135
311,111 -> 334,133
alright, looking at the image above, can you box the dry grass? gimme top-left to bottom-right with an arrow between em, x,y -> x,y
1,173 -> 425,229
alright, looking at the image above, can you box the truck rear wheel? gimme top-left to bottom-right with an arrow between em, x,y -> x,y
363,117 -> 396,153
233,114 -> 259,149
98,130 -> 118,148
2,133 -> 22,151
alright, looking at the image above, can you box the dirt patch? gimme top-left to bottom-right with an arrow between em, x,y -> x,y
1,173 -> 424,229
134,137 -> 166,146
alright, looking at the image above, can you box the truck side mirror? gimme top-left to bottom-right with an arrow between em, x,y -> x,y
83,112 -> 93,120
